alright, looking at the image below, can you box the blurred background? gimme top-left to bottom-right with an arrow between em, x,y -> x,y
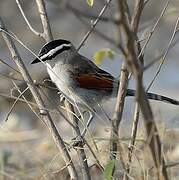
0,0 -> 179,179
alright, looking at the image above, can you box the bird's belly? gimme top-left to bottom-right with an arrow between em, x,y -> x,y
46,63 -> 85,106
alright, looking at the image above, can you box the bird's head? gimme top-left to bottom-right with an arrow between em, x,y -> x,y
31,39 -> 76,64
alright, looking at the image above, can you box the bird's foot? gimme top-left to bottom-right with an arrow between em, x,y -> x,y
68,135 -> 85,150
58,92 -> 66,103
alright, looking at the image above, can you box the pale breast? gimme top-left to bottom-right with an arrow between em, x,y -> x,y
46,62 -> 79,102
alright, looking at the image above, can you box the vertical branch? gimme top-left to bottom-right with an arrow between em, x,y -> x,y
12,0 -> 79,178
0,18 -> 78,180
64,101 -> 91,180
109,1 -> 131,161
110,62 -> 129,159
117,1 -> 169,179
128,1 -> 174,174
109,0 -> 144,161
127,0 -> 145,173
35,0 -> 91,178
35,0 -> 53,41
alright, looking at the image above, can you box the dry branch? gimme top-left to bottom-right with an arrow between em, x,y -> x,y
0,17 -> 78,180
116,1 -> 169,179
65,101 -> 91,180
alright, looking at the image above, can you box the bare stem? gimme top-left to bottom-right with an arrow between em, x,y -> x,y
35,0 -> 53,41
0,17 -> 78,180
65,100 -> 91,180
77,0 -> 112,50
127,0 -> 145,175
16,0 -> 42,37
117,1 -> 169,179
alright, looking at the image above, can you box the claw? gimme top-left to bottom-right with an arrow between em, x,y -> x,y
58,92 -> 66,103
68,135 -> 85,150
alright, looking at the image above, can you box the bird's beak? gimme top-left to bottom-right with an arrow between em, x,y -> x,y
31,57 -> 41,64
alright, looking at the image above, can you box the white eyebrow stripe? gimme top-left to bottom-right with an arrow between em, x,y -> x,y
40,44 -> 71,60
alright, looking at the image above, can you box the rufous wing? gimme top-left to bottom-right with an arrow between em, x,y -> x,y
74,74 -> 115,91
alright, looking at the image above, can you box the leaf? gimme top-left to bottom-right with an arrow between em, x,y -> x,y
93,49 -> 115,65
107,50 -> 114,59
166,7 -> 177,16
103,160 -> 115,180
87,0 -> 94,6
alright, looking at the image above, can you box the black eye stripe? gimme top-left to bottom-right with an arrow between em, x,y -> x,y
39,39 -> 71,54
38,39 -> 71,58
31,39 -> 72,64
40,45 -> 71,61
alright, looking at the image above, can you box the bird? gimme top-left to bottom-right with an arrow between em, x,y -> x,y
31,39 -> 179,138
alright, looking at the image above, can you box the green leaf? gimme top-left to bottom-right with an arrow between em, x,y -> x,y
87,0 -> 94,6
166,7 -> 177,16
103,160 -> 115,180
93,49 -> 115,65
107,50 -> 114,59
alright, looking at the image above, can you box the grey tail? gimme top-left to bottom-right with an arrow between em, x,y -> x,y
126,89 -> 179,105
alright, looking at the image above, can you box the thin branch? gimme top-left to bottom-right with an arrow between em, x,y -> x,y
77,0 -> 112,50
67,3 -> 114,23
127,0 -> 145,175
71,10 -> 118,50
109,0 -> 132,160
138,0 -> 170,58
0,57 -> 20,74
147,16 -> 179,91
0,92 -> 37,106
65,101 -> 91,180
131,0 -> 145,34
117,1 -> 169,179
84,139 -> 104,171
143,34 -> 179,71
127,0 -> 171,81
35,0 -> 90,178
110,63 -> 129,159
5,86 -> 29,122
165,161 -> 179,168
35,0 -> 53,42
16,0 -> 42,37
0,17 -> 78,180
110,0 -> 144,162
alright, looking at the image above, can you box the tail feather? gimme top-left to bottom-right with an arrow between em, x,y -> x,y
126,89 -> 179,105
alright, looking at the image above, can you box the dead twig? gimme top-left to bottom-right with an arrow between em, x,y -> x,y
147,16 -> 179,91
127,0 -> 145,175
117,1 -> 169,179
0,17 -> 78,180
5,86 -> 29,122
77,0 -> 112,51
65,101 -> 91,180
16,0 -> 41,37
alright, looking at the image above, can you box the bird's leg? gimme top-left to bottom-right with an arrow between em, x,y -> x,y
70,111 -> 94,148
81,111 -> 94,137
58,91 -> 66,103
